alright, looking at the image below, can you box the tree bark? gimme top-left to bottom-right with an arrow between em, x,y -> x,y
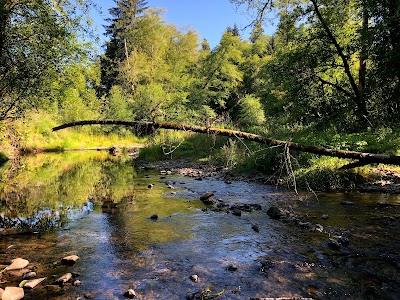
52,119 -> 400,167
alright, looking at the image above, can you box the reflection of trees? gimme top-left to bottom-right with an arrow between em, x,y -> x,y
0,153 -> 137,232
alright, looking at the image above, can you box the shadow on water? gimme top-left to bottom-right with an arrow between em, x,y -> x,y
0,152 -> 399,299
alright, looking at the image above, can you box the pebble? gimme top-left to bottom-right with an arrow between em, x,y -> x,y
190,274 -> 199,282
23,271 -> 37,279
55,273 -> 72,285
321,214 -> 329,219
124,289 -> 137,298
251,224 -> 260,232
227,264 -> 238,271
73,280 -> 81,286
61,255 -> 79,265
147,184 -> 154,189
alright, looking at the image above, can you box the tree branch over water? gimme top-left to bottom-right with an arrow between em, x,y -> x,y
53,120 -> 400,168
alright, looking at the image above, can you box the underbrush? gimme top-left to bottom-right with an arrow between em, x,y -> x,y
140,122 -> 400,192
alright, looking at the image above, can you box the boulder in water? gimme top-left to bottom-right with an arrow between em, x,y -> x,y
267,206 -> 283,220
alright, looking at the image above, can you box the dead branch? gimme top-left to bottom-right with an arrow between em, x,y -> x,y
52,119 -> 400,168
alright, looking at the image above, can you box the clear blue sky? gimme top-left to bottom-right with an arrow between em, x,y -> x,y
90,0 -> 272,50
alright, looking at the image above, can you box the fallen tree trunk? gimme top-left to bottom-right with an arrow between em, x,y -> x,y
52,119 -> 400,168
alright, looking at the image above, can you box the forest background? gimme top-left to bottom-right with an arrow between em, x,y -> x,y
1,0 -> 400,191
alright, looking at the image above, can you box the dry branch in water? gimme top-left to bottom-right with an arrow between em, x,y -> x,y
52,119 -> 400,168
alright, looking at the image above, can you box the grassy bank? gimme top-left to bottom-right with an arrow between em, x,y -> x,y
138,123 -> 400,192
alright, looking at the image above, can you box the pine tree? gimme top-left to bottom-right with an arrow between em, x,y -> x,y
98,0 -> 148,96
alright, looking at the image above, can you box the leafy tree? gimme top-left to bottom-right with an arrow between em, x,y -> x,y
0,0 -> 91,120
117,8 -> 199,122
231,0 -> 398,129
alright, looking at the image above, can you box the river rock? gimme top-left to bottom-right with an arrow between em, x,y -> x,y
267,206 -> 283,220
61,255 -> 79,265
314,224 -> 324,232
200,192 -> 214,204
124,289 -> 137,298
328,238 -> 341,250
338,235 -> 350,245
259,258 -> 274,271
321,214 -> 329,219
147,184 -> 154,189
227,264 -> 238,271
231,209 -> 241,216
150,214 -> 158,220
73,280 -> 81,286
55,273 -> 72,285
251,224 -> 260,232
4,258 -> 29,271
23,271 -> 37,279
1,287 -> 24,300
24,277 -> 46,289
190,274 -> 199,282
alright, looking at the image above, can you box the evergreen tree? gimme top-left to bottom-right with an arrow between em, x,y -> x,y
98,0 -> 148,96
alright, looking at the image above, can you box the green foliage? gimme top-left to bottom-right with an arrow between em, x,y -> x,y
237,94 -> 266,126
0,0 -> 93,119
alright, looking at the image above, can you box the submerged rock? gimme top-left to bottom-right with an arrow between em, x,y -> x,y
251,224 -> 260,232
4,258 -> 29,272
200,192 -> 214,204
1,287 -> 24,300
227,264 -> 238,271
267,206 -> 283,220
61,255 -> 79,265
231,209 -> 241,217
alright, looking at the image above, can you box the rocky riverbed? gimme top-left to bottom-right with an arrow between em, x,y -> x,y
1,154 -> 399,299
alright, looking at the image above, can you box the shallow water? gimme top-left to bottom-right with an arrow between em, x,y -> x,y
0,153 -> 399,299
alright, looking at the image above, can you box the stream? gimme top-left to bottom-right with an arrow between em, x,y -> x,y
0,152 -> 399,299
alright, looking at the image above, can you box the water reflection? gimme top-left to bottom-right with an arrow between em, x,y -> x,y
0,153 -> 399,299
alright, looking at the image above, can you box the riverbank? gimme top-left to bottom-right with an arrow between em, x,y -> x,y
137,158 -> 400,195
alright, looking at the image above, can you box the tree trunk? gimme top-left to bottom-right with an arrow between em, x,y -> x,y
311,0 -> 369,121
358,1 -> 368,94
52,119 -> 400,168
